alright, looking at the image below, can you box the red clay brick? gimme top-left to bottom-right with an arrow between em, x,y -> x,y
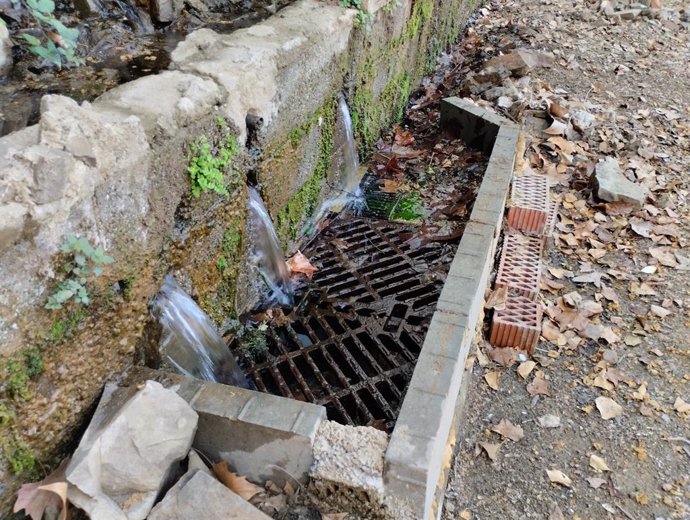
507,174 -> 549,234
495,232 -> 542,299
541,199 -> 559,247
489,295 -> 542,353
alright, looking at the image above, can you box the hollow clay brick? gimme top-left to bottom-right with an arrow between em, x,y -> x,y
495,232 -> 542,299
506,174 -> 549,234
489,295 -> 542,353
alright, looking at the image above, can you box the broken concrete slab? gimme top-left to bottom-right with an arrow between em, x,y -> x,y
592,156 -> 649,208
66,380 -> 198,520
310,421 -> 388,518
148,470 -> 271,520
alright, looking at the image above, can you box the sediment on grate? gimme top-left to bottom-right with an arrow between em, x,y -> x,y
231,215 -> 462,432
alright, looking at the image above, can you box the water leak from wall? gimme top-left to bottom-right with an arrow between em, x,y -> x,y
150,274 -> 251,387
248,186 -> 294,305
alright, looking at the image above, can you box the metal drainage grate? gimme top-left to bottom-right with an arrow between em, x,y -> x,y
232,214 -> 462,431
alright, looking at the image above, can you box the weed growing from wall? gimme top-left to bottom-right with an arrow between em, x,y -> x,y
187,122 -> 241,198
45,236 -> 114,310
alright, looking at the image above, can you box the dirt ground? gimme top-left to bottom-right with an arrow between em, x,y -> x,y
442,1 -> 690,520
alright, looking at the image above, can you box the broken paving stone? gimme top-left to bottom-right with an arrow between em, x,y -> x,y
591,157 -> 648,208
66,380 -> 198,520
148,470 -> 271,520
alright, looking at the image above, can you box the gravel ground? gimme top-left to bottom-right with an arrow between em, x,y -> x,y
442,1 -> 690,519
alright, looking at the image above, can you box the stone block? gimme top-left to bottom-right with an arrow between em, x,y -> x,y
187,378 -> 326,486
440,97 -> 502,153
148,470 -> 271,520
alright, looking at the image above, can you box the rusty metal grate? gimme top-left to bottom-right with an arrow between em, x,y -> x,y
231,214 -> 462,431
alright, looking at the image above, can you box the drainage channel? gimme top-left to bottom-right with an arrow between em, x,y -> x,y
232,154 -> 487,432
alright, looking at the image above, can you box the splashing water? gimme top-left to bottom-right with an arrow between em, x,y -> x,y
247,187 -> 294,305
150,274 -> 251,388
309,95 -> 367,226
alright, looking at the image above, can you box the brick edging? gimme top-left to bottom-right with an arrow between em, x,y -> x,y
383,97 -> 519,520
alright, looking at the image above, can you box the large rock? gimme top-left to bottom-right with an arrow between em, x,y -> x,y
65,380 -> 198,520
592,156 -> 649,208
148,470 -> 272,520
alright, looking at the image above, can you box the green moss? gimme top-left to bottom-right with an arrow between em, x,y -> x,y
3,437 -> 37,476
390,191 -> 424,222
406,0 -> 434,39
121,272 -> 137,302
47,308 -> 86,343
0,401 -> 14,425
23,348 -> 44,379
238,324 -> 269,363
276,98 -> 336,246
5,359 -> 31,400
352,68 -> 411,154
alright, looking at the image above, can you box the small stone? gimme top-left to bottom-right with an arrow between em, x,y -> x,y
591,157 -> 648,208
618,8 -> 642,19
483,49 -> 555,77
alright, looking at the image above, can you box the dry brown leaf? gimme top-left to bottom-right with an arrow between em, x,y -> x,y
589,454 -> 610,472
479,442 -> 501,461
492,418 -> 524,442
212,461 -> 262,501
632,382 -> 648,401
595,396 -> 623,420
593,372 -> 614,391
517,361 -> 536,379
538,414 -> 561,428
14,459 -> 69,520
543,119 -> 567,136
382,179 -> 403,194
649,247 -> 678,267
287,251 -> 318,279
673,397 -> 690,413
650,305 -> 671,318
548,102 -> 569,120
527,372 -> 550,396
485,285 -> 508,310
547,469 -> 572,487
486,345 -> 518,367
484,371 -> 500,390
283,481 -> 295,497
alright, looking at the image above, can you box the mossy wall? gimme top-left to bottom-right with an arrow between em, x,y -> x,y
263,0 -> 478,252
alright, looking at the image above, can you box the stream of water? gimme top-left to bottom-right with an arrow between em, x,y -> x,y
248,186 -> 294,305
150,274 -> 251,387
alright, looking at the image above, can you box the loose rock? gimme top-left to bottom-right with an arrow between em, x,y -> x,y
148,470 -> 272,520
66,380 -> 198,520
591,157 -> 648,208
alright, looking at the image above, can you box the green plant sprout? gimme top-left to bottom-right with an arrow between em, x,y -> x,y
21,0 -> 82,68
45,235 -> 114,309
339,0 -> 373,29
187,132 -> 241,198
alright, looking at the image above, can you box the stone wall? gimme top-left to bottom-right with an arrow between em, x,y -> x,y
0,0 -> 477,512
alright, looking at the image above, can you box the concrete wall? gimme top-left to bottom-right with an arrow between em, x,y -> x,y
0,0 -> 478,513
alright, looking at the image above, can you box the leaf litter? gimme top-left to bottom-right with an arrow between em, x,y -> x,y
442,0 -> 690,518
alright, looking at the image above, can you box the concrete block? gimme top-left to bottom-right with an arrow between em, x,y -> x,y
119,367 -> 326,487
191,382 -> 326,486
440,97 -> 501,153
149,470 -> 271,520
420,311 -> 468,360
